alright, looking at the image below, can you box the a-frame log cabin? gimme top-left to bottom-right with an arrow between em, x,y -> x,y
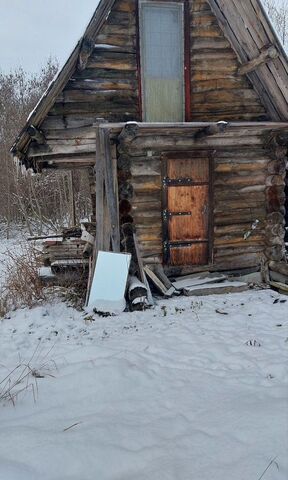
12,0 -> 288,279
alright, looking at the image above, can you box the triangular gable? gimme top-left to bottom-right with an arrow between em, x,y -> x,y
12,0 -> 288,161
208,0 -> 288,120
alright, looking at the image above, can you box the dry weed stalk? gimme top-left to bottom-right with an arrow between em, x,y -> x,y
0,342 -> 56,405
1,243 -> 45,312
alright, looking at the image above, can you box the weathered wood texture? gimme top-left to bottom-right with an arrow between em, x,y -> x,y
189,0 -> 267,121
116,123 -> 287,271
12,0 -> 288,166
25,0 -> 276,170
30,0 -> 139,169
207,0 -> 288,121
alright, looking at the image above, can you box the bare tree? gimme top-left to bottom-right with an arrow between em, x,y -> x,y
263,0 -> 288,49
0,58 -> 93,237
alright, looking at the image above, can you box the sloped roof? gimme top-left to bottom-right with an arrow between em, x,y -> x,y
11,0 -> 115,157
208,0 -> 288,120
12,0 -> 288,158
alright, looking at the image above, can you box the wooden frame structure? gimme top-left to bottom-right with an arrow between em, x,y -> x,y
11,0 -> 288,279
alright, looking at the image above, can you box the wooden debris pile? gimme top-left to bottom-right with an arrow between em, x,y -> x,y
39,224 -> 95,275
144,268 -> 248,297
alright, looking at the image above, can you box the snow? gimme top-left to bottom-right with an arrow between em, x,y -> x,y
0,288 -> 288,480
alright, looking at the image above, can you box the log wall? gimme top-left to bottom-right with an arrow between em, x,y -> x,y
29,0 -> 270,169
189,0 -> 268,121
116,124 -> 286,273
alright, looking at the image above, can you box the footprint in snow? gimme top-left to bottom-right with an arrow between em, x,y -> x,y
245,339 -> 261,347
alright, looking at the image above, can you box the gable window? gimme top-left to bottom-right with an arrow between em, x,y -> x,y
139,1 -> 185,122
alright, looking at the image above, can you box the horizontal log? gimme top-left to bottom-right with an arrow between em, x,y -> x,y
66,78 -> 137,91
57,89 -> 138,104
191,37 -> 231,50
28,142 -> 95,157
214,161 -> 267,173
192,89 -> 260,104
95,33 -> 136,49
72,67 -> 137,80
269,261 -> 288,276
101,23 -> 136,37
45,127 -> 95,140
214,235 -> 264,247
87,53 -> 137,71
214,245 -> 264,257
191,12 -> 219,27
191,78 -> 249,93
213,253 -> 262,266
214,174 -> 266,187
191,103 -> 264,113
191,24 -> 225,38
50,101 -> 138,116
214,210 -> 266,226
120,135 -> 264,155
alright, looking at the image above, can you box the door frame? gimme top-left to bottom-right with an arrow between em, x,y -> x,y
161,150 -> 214,266
136,0 -> 191,122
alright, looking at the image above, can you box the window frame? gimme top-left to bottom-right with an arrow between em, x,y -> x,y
138,0 -> 188,122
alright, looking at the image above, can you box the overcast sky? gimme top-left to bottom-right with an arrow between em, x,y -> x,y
0,0 -> 284,74
0,0 -> 99,73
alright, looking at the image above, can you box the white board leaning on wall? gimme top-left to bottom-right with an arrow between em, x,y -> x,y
87,251 -> 131,314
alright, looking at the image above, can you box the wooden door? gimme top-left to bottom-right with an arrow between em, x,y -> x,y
139,2 -> 184,122
163,153 -> 211,266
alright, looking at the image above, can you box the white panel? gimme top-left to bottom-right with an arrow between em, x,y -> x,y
88,251 -> 131,314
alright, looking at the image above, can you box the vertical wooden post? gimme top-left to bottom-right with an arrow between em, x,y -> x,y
101,128 -> 120,252
69,171 -> 76,226
95,121 -> 105,254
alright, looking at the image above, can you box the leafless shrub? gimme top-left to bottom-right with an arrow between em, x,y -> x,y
0,363 -> 38,406
0,343 -> 56,406
1,243 -> 45,313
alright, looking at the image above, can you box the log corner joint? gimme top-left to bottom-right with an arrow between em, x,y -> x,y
27,125 -> 46,145
77,37 -> 94,71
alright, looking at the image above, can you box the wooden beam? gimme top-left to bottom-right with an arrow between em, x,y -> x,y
238,46 -> 279,76
194,122 -> 229,141
102,128 -> 120,252
27,125 -> 46,144
95,121 -> 105,253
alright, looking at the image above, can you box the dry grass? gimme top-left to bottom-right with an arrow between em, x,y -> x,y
0,243 -> 45,316
0,343 -> 56,406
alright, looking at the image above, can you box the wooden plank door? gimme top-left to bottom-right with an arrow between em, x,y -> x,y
163,153 -> 211,266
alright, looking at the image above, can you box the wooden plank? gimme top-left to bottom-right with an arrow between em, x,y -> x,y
172,273 -> 227,290
144,266 -> 168,296
183,281 -> 248,296
133,232 -> 154,305
95,123 -> 105,253
102,128 -> 120,252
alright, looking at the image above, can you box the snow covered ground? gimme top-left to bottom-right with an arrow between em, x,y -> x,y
0,288 -> 287,480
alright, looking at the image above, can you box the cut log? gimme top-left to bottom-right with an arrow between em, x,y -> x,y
270,280 -> 288,294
